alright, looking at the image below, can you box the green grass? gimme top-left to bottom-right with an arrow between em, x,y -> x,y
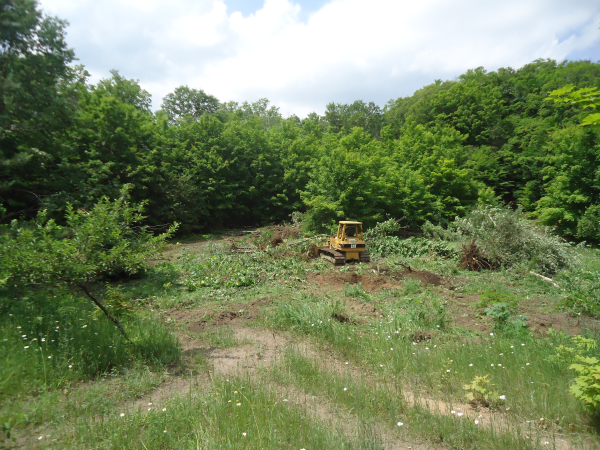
63,376 -> 383,449
268,289 -> 598,435
0,288 -> 181,443
271,349 -> 546,450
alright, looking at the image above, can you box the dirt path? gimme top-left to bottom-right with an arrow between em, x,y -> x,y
129,325 -> 430,449
128,322 -> 586,450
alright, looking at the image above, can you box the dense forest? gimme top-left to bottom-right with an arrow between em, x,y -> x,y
2,1 -> 600,242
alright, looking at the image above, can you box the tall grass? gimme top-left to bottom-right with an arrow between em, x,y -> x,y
272,350 -> 546,450
269,290 -> 598,434
0,289 -> 180,401
66,376 -> 382,449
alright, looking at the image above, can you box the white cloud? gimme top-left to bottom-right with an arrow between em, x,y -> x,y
39,0 -> 600,116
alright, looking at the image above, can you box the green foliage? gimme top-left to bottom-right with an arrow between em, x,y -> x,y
1,0 -> 77,220
1,2 -> 599,245
370,236 -> 455,259
533,126 -> 599,237
484,303 -> 511,327
551,335 -> 600,411
455,205 -> 579,275
364,217 -> 402,238
558,268 -> 600,317
0,188 -> 177,334
484,302 -> 528,333
421,220 -> 462,241
570,357 -> 600,410
463,374 -> 501,406
577,205 -> 600,244
365,218 -> 455,258
475,291 -> 519,309
324,100 -> 384,138
547,85 -> 600,127
160,85 -> 220,123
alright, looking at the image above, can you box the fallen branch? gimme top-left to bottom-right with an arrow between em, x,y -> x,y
529,271 -> 559,288
395,262 -> 413,272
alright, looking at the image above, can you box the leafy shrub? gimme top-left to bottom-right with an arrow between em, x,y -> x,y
551,336 -> 600,412
484,302 -> 528,333
576,205 -> 600,244
558,269 -> 600,317
0,188 -> 177,336
365,218 -> 455,258
364,218 -> 403,239
454,205 -> 579,275
368,236 -> 455,258
463,374 -> 501,406
363,219 -> 452,258
484,302 -> 511,328
422,220 -> 461,241
570,358 -> 600,411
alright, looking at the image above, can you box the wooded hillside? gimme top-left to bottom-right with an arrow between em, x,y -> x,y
2,1 -> 599,241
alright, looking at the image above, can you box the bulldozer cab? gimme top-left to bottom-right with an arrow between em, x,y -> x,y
337,222 -> 363,240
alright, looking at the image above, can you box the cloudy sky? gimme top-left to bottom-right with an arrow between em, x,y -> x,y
39,0 -> 600,117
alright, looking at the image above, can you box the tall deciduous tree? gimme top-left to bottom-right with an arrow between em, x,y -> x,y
161,86 -> 220,123
0,0 -> 76,220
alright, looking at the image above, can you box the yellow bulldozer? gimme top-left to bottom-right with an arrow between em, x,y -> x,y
313,221 -> 370,265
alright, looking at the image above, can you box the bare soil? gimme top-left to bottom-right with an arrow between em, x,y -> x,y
164,296 -> 272,333
306,267 -> 450,293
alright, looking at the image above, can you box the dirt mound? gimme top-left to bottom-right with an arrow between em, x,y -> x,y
526,312 -> 600,336
306,267 -> 448,292
402,269 -> 444,287
346,301 -> 380,320
377,266 -> 447,287
306,272 -> 393,292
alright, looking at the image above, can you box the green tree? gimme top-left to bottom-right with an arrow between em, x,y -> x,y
301,128 -> 431,230
0,0 -> 76,220
0,189 -> 177,336
161,86 -> 220,123
534,126 -> 599,238
54,71 -> 155,212
548,85 -> 600,127
324,100 -> 384,138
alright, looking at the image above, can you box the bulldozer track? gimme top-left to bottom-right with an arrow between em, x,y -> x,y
318,248 -> 346,265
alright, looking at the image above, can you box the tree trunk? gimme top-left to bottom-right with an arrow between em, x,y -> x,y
77,282 -> 129,339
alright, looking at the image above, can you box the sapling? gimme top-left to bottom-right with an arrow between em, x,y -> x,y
1,187 -> 178,337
